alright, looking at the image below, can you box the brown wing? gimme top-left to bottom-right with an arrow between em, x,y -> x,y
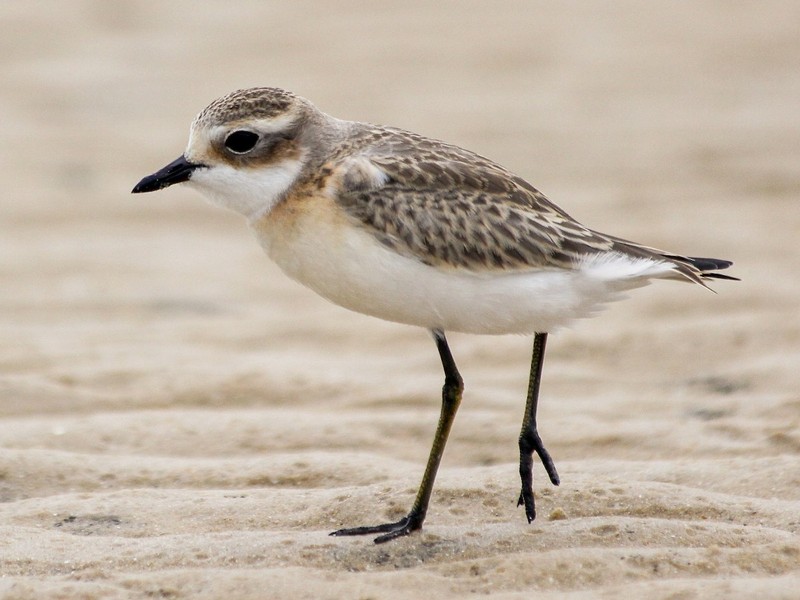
333,126 -> 616,272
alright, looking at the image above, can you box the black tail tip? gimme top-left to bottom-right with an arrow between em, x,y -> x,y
685,256 -> 739,282
686,256 -> 734,272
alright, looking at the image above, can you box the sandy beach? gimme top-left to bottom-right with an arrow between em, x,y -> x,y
1,1 -> 799,597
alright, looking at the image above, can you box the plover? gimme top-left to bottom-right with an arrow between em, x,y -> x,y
133,87 -> 736,543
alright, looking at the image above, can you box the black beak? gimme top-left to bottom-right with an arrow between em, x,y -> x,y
132,155 -> 201,194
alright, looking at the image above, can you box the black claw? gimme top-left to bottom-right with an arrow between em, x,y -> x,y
518,427 -> 559,523
330,513 -> 422,544
518,488 -> 536,523
374,521 -> 415,544
532,433 -> 560,487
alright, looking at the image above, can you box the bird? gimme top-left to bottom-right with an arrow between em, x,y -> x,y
132,87 -> 736,544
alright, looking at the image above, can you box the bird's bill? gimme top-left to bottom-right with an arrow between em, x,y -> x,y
132,155 -> 201,194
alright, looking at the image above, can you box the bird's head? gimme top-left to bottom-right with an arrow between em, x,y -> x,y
132,87 -> 336,220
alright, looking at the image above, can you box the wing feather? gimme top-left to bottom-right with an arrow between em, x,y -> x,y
333,127 -> 613,272
330,125 -> 735,283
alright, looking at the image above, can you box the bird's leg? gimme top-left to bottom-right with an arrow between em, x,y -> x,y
330,329 -> 463,544
517,332 -> 560,522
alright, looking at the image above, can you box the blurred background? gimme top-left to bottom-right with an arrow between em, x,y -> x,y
1,1 -> 798,595
0,0 -> 800,468
3,1 -> 797,405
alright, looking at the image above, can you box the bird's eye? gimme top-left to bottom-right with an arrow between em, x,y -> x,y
224,130 -> 259,154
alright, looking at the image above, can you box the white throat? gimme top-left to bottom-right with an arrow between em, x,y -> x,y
186,157 -> 305,221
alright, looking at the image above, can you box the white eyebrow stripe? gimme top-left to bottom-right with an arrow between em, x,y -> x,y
207,112 -> 299,141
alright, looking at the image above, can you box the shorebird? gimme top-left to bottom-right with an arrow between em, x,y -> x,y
132,87 -> 736,543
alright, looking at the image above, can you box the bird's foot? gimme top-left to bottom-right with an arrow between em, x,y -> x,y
518,429 -> 560,523
330,512 -> 423,544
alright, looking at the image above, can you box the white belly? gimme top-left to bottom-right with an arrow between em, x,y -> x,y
251,201 -> 668,335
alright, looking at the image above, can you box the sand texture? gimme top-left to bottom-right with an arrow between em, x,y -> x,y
1,1 -> 799,598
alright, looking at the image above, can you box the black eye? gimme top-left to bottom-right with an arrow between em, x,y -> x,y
224,130 -> 259,154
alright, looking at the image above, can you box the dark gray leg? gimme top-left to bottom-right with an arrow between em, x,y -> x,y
330,329 -> 463,543
517,332 -> 560,522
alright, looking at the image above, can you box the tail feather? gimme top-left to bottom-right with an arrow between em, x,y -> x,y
680,256 -> 733,272
601,234 -> 739,286
665,254 -> 740,283
587,228 -> 739,287
699,272 -> 739,281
